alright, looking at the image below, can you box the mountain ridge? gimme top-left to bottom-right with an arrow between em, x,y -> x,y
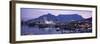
26,13 -> 85,24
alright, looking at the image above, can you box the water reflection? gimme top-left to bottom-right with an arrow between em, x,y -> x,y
21,25 -> 92,35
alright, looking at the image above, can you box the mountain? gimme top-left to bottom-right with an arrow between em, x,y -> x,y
35,13 -> 57,21
26,13 -> 84,24
56,14 -> 84,22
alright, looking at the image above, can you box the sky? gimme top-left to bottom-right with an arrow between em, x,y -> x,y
21,8 -> 92,21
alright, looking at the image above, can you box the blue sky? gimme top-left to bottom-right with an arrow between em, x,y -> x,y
21,8 -> 92,21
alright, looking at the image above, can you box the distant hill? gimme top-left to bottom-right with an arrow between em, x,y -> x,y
68,17 -> 92,25
85,17 -> 92,22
